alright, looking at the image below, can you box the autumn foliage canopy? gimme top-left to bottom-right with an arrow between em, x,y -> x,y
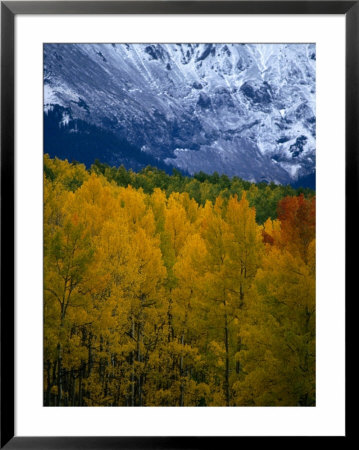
44,155 -> 315,407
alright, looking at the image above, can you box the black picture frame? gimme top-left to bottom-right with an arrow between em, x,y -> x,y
0,1 -> 354,447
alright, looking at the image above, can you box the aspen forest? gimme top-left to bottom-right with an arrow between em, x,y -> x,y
44,155 -> 316,407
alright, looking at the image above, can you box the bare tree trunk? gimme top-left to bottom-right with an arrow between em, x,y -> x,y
131,319 -> 135,406
51,360 -> 57,406
167,296 -> 173,343
45,360 -> 51,406
78,366 -> 83,406
87,332 -> 93,377
239,266 -> 245,308
224,312 -> 230,407
57,343 -> 62,406
137,322 -> 142,406
180,334 -> 184,407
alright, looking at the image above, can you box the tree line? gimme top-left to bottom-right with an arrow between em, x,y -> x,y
44,155 -> 315,406
46,157 -> 314,224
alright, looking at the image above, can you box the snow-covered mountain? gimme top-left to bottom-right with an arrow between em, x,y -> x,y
44,43 -> 316,185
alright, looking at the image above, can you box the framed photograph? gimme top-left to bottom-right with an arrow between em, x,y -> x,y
1,1 -> 353,446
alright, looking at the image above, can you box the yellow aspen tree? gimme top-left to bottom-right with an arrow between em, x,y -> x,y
226,193 -> 263,308
198,198 -> 235,405
172,233 -> 209,405
44,213 -> 95,405
237,246 -> 315,406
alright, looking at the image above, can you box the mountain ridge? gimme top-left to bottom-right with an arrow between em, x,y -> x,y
44,43 -> 316,186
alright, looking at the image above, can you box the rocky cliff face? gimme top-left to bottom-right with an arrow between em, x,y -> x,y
44,43 -> 316,185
